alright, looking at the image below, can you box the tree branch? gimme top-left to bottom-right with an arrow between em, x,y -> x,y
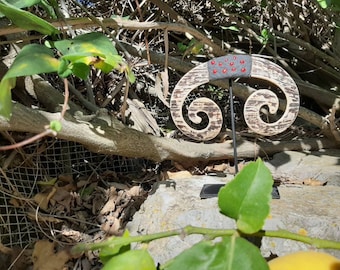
0,103 -> 336,163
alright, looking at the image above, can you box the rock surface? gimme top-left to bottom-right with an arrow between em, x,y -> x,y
266,149 -> 340,186
127,150 -> 340,264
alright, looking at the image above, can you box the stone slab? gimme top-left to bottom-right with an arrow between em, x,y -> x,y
127,175 -> 340,264
266,149 -> 340,186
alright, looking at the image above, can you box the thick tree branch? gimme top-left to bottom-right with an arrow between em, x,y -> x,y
0,103 -> 336,163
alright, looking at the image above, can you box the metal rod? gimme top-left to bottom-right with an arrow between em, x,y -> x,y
229,79 -> 238,174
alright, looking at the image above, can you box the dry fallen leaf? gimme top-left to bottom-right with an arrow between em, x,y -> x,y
205,163 -> 228,173
166,170 -> 192,179
33,187 -> 57,211
302,178 -> 327,186
0,243 -> 32,270
51,187 -> 74,213
32,240 -> 71,270
126,186 -> 143,197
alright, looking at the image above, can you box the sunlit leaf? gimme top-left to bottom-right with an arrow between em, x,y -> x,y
61,53 -> 105,64
218,158 -> 273,234
317,0 -> 328,8
102,249 -> 156,270
54,32 -> 123,73
3,44 -> 60,80
0,0 -> 59,35
165,236 -> 269,270
0,77 -> 15,119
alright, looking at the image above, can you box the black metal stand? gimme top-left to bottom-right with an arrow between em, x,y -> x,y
229,78 -> 239,174
199,79 -> 280,199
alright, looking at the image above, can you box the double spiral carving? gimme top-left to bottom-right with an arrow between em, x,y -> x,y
170,55 -> 300,141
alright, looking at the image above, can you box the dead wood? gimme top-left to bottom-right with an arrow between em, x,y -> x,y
0,102 -> 336,164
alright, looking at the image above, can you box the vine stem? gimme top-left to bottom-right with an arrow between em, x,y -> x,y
73,225 -> 340,253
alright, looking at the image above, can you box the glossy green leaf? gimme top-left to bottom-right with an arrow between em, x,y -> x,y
3,44 -> 60,80
0,77 -> 15,119
0,0 -> 59,35
102,249 -> 156,270
165,236 -> 269,270
218,158 -> 273,234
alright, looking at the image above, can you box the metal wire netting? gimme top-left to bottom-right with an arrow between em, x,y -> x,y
0,138 -> 150,248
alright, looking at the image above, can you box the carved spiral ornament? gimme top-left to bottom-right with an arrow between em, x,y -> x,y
170,55 -> 300,141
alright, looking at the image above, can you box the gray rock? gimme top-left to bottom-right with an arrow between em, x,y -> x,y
266,149 -> 340,186
127,150 -> 340,265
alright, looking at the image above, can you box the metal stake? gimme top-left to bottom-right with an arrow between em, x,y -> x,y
229,79 -> 238,174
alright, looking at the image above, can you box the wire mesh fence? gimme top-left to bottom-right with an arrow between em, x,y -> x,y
0,137 -> 151,248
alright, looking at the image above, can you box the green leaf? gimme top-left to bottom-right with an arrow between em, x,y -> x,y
165,236 -> 269,270
124,65 -> 136,83
261,29 -> 269,39
218,158 -> 273,234
177,42 -> 187,53
0,43 -> 60,118
0,77 -> 15,119
3,0 -> 40,8
54,32 -> 123,74
0,0 -> 41,17
3,44 -> 60,80
71,63 -> 90,80
0,0 -> 59,35
102,249 -> 156,270
317,0 -> 328,8
39,0 -> 57,19
57,58 -> 72,78
99,230 -> 131,264
49,120 -> 62,132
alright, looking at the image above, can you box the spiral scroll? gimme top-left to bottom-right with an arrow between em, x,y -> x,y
170,55 -> 300,141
